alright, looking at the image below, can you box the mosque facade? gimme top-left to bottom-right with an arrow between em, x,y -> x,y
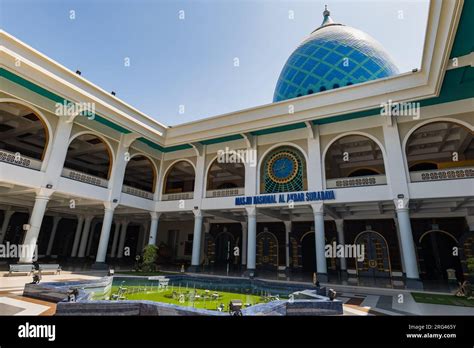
0,2 -> 473,288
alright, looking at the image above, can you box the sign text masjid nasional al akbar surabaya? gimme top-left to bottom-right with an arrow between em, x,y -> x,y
235,190 -> 335,206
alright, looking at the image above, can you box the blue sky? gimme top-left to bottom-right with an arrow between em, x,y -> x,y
1,0 -> 429,126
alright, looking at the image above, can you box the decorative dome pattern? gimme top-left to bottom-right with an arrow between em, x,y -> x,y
273,8 -> 399,102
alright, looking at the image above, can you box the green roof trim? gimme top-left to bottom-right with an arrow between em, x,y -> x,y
250,122 -> 307,136
313,108 -> 379,125
1,67 -> 66,104
138,137 -> 192,153
420,66 -> 474,107
449,0 -> 474,59
138,137 -> 162,150
162,144 -> 193,152
200,134 -> 243,145
0,68 -> 131,134
93,114 -> 131,133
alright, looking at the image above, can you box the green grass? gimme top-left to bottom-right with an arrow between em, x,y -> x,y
411,292 -> 474,307
110,285 -> 275,311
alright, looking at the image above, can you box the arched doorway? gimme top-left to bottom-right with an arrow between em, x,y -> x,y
163,161 -> 195,199
63,134 -> 112,186
460,233 -> 474,280
204,234 -> 216,264
406,121 -> 474,180
419,230 -> 463,281
123,155 -> 156,194
214,232 -> 235,265
355,231 -> 391,278
256,232 -> 278,269
0,102 -> 49,169
325,135 -> 386,181
206,158 -> 245,194
301,232 -> 316,273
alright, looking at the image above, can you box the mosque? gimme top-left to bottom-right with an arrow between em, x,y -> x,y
0,1 -> 473,288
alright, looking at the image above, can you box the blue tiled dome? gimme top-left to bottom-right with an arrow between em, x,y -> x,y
273,7 -> 399,102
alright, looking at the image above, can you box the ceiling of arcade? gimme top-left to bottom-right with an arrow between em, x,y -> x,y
0,102 -> 47,161
405,121 -> 473,167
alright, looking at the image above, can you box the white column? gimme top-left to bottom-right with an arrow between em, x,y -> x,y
246,207 -> 257,272
241,222 -> 247,265
110,221 -> 121,257
46,216 -> 61,255
201,220 -> 210,264
117,221 -> 129,258
107,133 -> 133,199
148,212 -> 160,245
283,221 -> 291,269
383,106 -> 420,285
382,119 -> 410,197
0,209 -> 14,243
19,192 -> 51,263
86,220 -> 98,256
244,136 -> 257,196
393,217 -> 406,274
395,203 -> 419,279
466,216 -> 474,231
155,159 -> 165,201
190,209 -> 203,269
86,133 -> 132,265
307,124 -> 324,191
41,117 -> 74,188
139,221 -> 148,251
312,203 -> 327,280
77,215 -> 93,258
70,216 -> 84,257
334,219 -> 347,271
95,204 -> 116,264
193,146 -> 206,200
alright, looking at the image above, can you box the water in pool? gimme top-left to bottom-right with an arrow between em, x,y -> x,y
111,280 -> 285,311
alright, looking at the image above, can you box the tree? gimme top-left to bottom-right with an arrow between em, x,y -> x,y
468,258 -> 474,280
142,244 -> 159,272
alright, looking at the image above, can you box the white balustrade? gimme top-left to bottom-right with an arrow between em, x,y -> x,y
206,187 -> 244,198
61,168 -> 108,187
410,167 -> 474,182
326,174 -> 387,189
0,149 -> 41,170
122,185 -> 154,200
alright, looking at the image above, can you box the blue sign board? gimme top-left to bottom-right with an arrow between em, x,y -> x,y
235,190 -> 335,206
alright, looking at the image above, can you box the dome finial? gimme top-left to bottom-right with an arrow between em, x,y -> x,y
323,5 -> 330,17
321,5 -> 334,27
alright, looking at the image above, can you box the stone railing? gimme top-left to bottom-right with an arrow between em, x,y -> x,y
410,167 -> 474,182
326,174 -> 387,189
161,192 -> 194,201
61,168 -> 108,188
206,187 -> 244,198
0,149 -> 41,170
122,185 -> 154,200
